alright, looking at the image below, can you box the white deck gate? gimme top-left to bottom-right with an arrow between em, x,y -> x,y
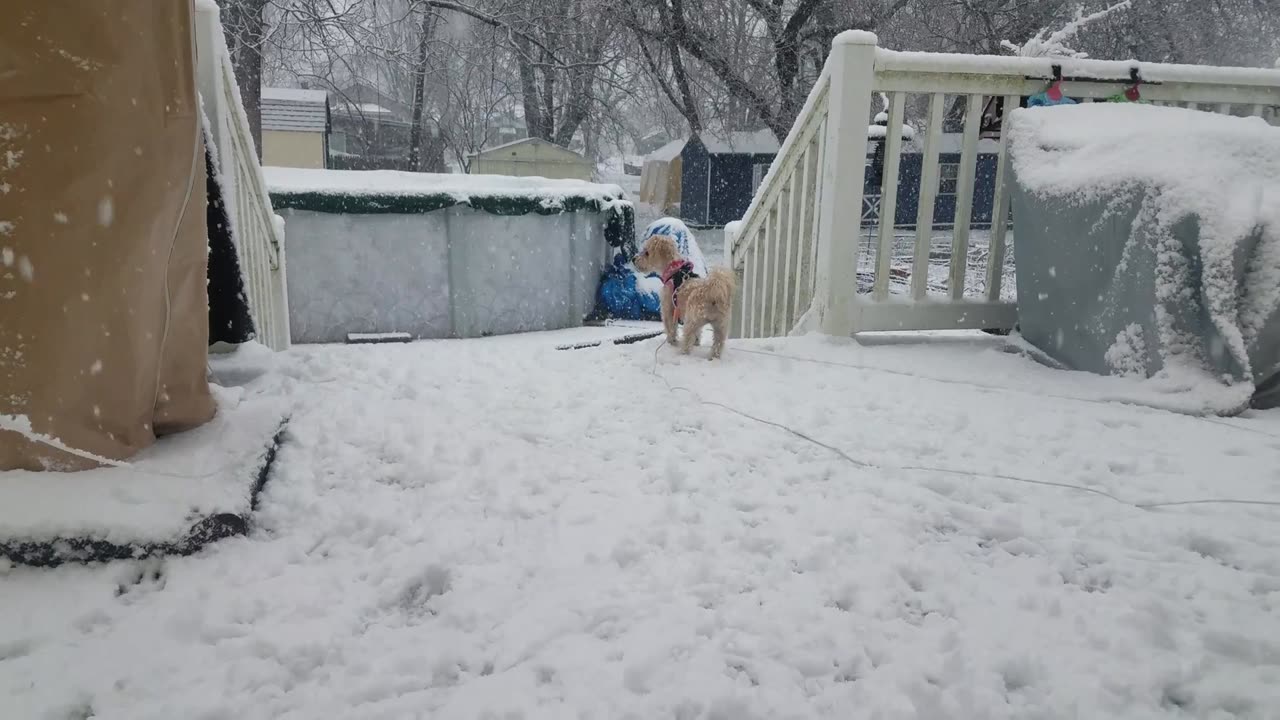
194,2 -> 292,351
729,31 -> 1280,339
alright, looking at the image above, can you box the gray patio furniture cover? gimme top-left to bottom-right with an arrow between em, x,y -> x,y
1008,103 -> 1280,415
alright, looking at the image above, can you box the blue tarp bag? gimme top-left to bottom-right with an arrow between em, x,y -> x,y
595,252 -> 661,321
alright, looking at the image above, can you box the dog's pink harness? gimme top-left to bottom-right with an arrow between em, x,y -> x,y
661,259 -> 698,321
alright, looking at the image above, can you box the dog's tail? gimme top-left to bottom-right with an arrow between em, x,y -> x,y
705,267 -> 737,314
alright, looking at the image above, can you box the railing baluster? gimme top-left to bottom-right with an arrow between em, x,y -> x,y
733,267 -> 745,338
912,92 -> 945,301
783,170 -> 802,330
948,94 -> 984,300
745,235 -> 756,338
1252,104 -> 1266,117
762,208 -> 776,336
985,93 -> 1019,303
774,181 -> 793,334
808,121 -> 828,310
793,140 -> 818,320
873,91 -> 906,302
1216,102 -> 1232,115
752,229 -> 762,338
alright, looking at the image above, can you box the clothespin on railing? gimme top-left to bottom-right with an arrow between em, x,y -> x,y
1125,66 -> 1143,101
1047,64 -> 1065,101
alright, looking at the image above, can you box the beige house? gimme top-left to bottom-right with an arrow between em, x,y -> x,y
468,137 -> 593,180
261,88 -> 330,169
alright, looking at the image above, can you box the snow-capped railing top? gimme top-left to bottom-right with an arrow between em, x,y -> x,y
877,49 -> 1280,89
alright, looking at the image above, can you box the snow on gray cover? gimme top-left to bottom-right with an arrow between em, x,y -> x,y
1009,103 -> 1280,397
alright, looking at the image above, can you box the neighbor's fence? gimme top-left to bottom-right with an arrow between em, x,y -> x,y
728,32 -> 1280,338
194,2 -> 292,351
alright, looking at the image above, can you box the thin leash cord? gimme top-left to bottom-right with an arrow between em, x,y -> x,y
649,342 -> 1280,512
731,346 -> 1280,438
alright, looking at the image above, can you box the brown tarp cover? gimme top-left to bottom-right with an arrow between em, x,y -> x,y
0,0 -> 216,471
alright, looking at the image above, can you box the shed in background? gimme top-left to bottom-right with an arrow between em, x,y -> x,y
261,87 -> 330,169
679,130 -> 781,228
638,137 -> 686,215
469,137 -> 594,181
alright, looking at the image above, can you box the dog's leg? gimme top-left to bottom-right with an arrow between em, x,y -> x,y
681,317 -> 705,355
660,290 -> 678,345
710,318 -> 728,360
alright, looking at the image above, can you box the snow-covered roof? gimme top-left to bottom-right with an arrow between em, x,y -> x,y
339,102 -> 396,117
700,129 -> 781,155
263,167 -> 622,202
261,87 -> 328,133
469,137 -> 588,162
262,87 -> 327,104
645,137 -> 687,163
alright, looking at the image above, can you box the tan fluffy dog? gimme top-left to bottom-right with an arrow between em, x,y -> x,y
632,235 -> 736,359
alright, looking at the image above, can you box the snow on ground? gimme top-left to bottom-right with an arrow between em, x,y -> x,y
3,330 -> 1280,719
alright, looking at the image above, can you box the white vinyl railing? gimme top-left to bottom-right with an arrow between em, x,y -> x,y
729,31 -> 1280,338
194,1 -> 292,351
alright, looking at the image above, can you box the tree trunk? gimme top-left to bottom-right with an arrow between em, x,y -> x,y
541,49 -> 557,141
408,6 -> 436,171
222,0 -> 267,161
669,45 -> 701,134
516,37 -> 546,140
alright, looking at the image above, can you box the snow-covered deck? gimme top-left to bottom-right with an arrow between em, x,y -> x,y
4,330 -> 1279,718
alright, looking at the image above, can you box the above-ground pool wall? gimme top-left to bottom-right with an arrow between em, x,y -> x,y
281,210 -> 449,343
279,206 -> 611,343
448,208 -> 605,338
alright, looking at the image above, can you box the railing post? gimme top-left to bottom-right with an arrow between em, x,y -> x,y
806,31 -> 877,337
726,220 -> 746,339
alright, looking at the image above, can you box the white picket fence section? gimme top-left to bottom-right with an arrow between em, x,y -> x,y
194,1 -> 292,351
729,31 -> 1280,339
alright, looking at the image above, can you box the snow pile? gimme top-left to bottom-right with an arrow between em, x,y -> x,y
1104,323 -> 1148,377
1009,103 -> 1280,405
264,167 -> 625,204
866,123 -> 917,141
2,330 -> 1278,717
